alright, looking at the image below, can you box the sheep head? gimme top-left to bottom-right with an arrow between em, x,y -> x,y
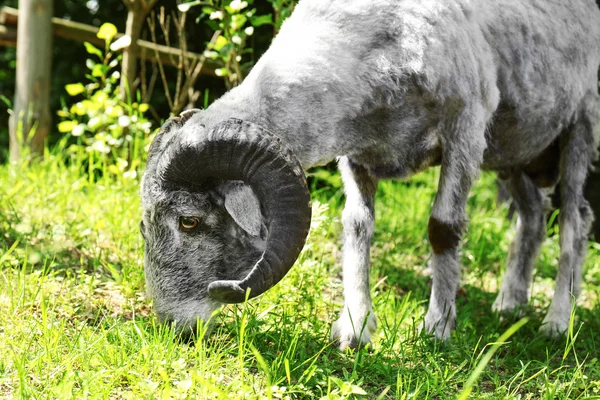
140,111 -> 311,333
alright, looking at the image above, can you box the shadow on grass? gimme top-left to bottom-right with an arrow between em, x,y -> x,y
355,262 -> 598,397
80,256 -> 599,399
0,207 -> 137,285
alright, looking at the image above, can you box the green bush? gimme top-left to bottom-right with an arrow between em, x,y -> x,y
179,0 -> 297,87
56,23 -> 155,179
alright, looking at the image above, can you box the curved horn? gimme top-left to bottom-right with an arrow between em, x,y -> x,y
147,109 -> 203,168
158,118 -> 312,303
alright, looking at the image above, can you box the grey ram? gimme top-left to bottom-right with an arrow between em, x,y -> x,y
141,0 -> 600,349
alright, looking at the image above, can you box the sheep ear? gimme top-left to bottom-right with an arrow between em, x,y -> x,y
221,181 -> 263,237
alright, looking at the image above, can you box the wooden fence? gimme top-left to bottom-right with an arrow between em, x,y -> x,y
0,6 -> 219,76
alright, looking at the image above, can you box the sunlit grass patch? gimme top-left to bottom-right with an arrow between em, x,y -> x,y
0,151 -> 599,398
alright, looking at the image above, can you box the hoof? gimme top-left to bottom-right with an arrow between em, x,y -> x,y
331,309 -> 377,351
423,307 -> 455,341
539,318 -> 569,337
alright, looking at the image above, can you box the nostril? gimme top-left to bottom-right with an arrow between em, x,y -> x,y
140,220 -> 147,239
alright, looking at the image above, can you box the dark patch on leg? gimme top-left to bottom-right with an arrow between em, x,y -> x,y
428,217 -> 464,254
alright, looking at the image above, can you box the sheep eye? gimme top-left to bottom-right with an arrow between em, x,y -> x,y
179,216 -> 200,231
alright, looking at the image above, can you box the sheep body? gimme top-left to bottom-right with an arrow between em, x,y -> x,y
203,0 -> 599,174
142,0 -> 600,346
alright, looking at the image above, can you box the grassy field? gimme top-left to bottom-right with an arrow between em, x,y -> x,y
0,148 -> 599,399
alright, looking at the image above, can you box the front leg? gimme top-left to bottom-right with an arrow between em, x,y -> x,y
424,118 -> 487,340
331,157 -> 378,350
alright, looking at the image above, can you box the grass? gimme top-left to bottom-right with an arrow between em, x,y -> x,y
0,147 -> 599,399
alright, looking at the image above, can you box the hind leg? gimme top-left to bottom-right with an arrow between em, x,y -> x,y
493,170 -> 550,313
541,93 -> 600,336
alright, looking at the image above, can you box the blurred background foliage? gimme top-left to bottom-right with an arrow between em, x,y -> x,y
0,0 -> 295,161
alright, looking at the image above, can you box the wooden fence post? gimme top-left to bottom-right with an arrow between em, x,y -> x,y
120,0 -> 158,101
8,0 -> 53,161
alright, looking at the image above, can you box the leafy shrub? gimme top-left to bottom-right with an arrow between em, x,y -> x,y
268,0 -> 297,32
178,0 -> 297,88
56,23 -> 156,179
